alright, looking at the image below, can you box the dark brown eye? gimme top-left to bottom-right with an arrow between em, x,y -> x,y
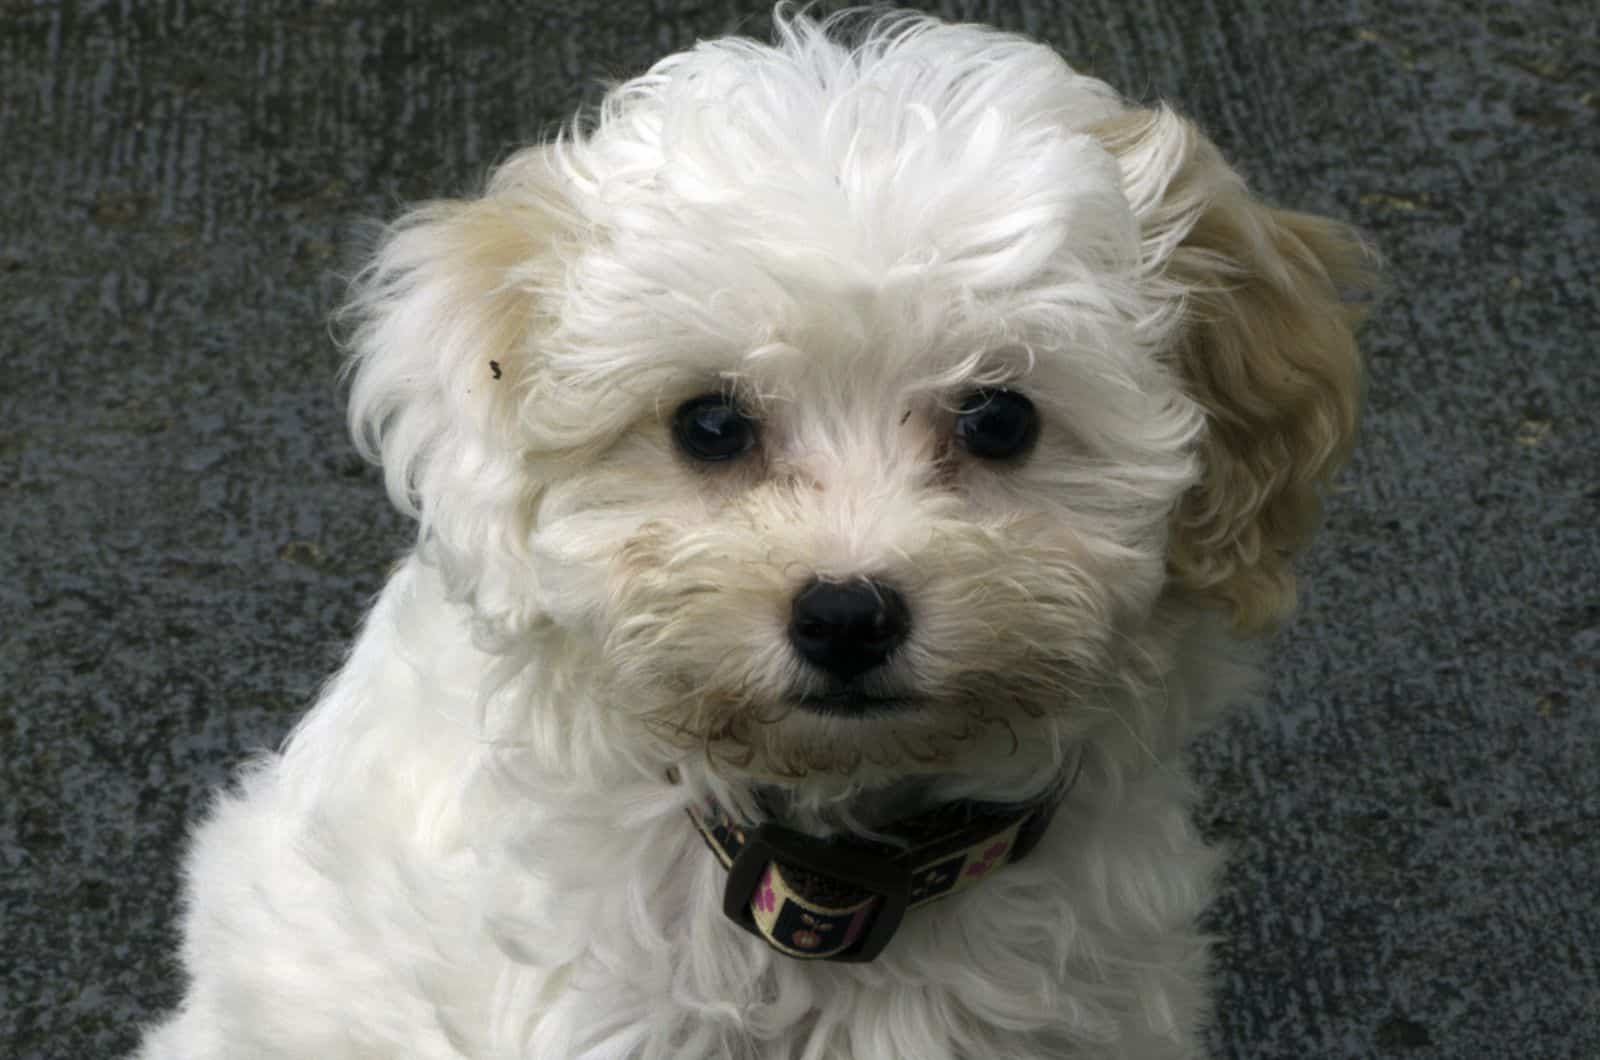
954,388 -> 1039,460
672,394 -> 758,462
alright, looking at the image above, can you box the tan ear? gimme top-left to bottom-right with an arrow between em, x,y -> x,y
341,146 -> 572,631
1094,108 -> 1375,632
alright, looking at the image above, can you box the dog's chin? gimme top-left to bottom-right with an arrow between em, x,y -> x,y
619,658 -> 1094,783
645,686 -> 1049,785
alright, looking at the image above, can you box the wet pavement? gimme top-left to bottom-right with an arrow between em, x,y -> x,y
3,2 -> 1597,1057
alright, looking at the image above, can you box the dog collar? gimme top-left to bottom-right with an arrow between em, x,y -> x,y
687,760 -> 1079,963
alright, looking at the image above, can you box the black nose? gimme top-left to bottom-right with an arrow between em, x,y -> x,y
788,578 -> 910,681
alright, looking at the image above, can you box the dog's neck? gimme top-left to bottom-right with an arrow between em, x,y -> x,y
681,755 -> 1082,962
752,774 -> 973,839
685,756 -> 1071,843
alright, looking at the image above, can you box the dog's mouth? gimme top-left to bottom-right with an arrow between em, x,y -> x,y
784,687 -> 923,718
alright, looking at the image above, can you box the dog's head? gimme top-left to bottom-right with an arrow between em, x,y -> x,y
344,12 -> 1368,783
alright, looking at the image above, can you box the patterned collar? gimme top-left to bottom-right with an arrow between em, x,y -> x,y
687,760 -> 1080,962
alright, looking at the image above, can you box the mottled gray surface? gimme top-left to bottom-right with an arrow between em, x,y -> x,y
3,1 -> 1596,1057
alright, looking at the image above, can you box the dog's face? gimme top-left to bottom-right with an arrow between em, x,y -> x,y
346,14 -> 1366,782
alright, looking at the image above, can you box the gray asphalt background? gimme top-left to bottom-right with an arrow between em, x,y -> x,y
3,1 -> 1597,1057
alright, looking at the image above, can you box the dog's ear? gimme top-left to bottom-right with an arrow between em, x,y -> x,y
342,147 -> 571,626
1092,108 -> 1374,632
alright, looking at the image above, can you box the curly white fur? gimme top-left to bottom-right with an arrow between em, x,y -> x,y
141,9 -> 1366,1059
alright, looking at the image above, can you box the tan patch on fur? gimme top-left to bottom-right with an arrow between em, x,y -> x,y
1095,109 -> 1375,632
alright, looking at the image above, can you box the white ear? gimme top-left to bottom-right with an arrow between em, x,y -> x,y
1095,107 -> 1375,631
343,147 -> 571,633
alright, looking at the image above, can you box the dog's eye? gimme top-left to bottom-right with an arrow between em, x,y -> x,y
673,394 -> 758,462
954,388 -> 1039,461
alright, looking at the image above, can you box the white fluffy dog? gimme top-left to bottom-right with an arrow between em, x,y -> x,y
141,9 -> 1368,1059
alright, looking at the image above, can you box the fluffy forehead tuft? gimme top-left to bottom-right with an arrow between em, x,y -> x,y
544,9 -> 1148,389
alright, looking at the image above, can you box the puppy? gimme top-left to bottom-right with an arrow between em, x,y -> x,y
141,9 -> 1368,1059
